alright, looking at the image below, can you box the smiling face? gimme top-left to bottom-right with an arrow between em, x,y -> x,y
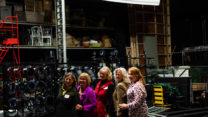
98,66 -> 112,81
116,70 -> 123,83
78,73 -> 91,89
79,76 -> 87,88
64,76 -> 74,86
99,71 -> 108,81
128,71 -> 138,83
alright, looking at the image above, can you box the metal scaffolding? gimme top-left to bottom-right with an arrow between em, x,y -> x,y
55,0 -> 67,64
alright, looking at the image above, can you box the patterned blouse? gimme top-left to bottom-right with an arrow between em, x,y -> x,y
127,81 -> 148,117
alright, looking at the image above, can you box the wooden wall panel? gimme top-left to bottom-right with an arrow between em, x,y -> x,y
128,0 -> 171,71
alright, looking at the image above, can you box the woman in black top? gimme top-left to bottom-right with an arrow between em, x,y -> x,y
56,72 -> 79,117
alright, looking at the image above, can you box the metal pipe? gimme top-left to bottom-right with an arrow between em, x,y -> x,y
61,0 -> 67,63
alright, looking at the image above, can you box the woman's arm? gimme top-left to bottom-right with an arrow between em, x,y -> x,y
106,84 -> 115,115
116,84 -> 127,116
83,90 -> 97,111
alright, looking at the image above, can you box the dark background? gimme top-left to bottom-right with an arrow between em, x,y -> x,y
5,0 -> 208,66
170,0 -> 208,66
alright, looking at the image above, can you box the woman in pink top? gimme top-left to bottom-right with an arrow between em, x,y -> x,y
76,73 -> 96,117
119,67 -> 148,117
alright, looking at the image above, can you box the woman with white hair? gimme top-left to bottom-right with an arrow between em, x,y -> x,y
113,67 -> 130,117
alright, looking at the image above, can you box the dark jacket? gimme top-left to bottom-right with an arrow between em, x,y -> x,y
56,86 -> 79,117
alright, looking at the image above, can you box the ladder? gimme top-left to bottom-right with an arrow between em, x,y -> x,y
0,14 -> 21,97
55,0 -> 67,64
0,14 -> 20,65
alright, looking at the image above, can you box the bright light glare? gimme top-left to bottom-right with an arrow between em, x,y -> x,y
103,0 -> 160,6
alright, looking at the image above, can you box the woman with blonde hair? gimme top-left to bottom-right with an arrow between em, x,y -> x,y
119,67 -> 148,117
94,66 -> 115,117
113,67 -> 130,117
76,73 -> 96,117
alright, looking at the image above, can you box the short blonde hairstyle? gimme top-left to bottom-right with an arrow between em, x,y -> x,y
98,66 -> 112,81
113,67 -> 130,83
78,73 -> 91,86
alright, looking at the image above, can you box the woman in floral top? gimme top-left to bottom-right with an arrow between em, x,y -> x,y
119,67 -> 148,117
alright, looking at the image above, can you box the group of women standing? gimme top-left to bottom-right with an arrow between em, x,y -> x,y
55,66 -> 148,117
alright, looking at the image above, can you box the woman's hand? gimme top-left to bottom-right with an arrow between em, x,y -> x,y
118,103 -> 128,110
75,104 -> 83,110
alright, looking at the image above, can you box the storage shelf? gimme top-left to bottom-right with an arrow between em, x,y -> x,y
4,22 -> 114,31
4,21 -> 55,26
66,47 -> 116,50
0,46 -> 56,49
66,25 -> 114,31
2,46 -> 116,50
18,46 -> 56,49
